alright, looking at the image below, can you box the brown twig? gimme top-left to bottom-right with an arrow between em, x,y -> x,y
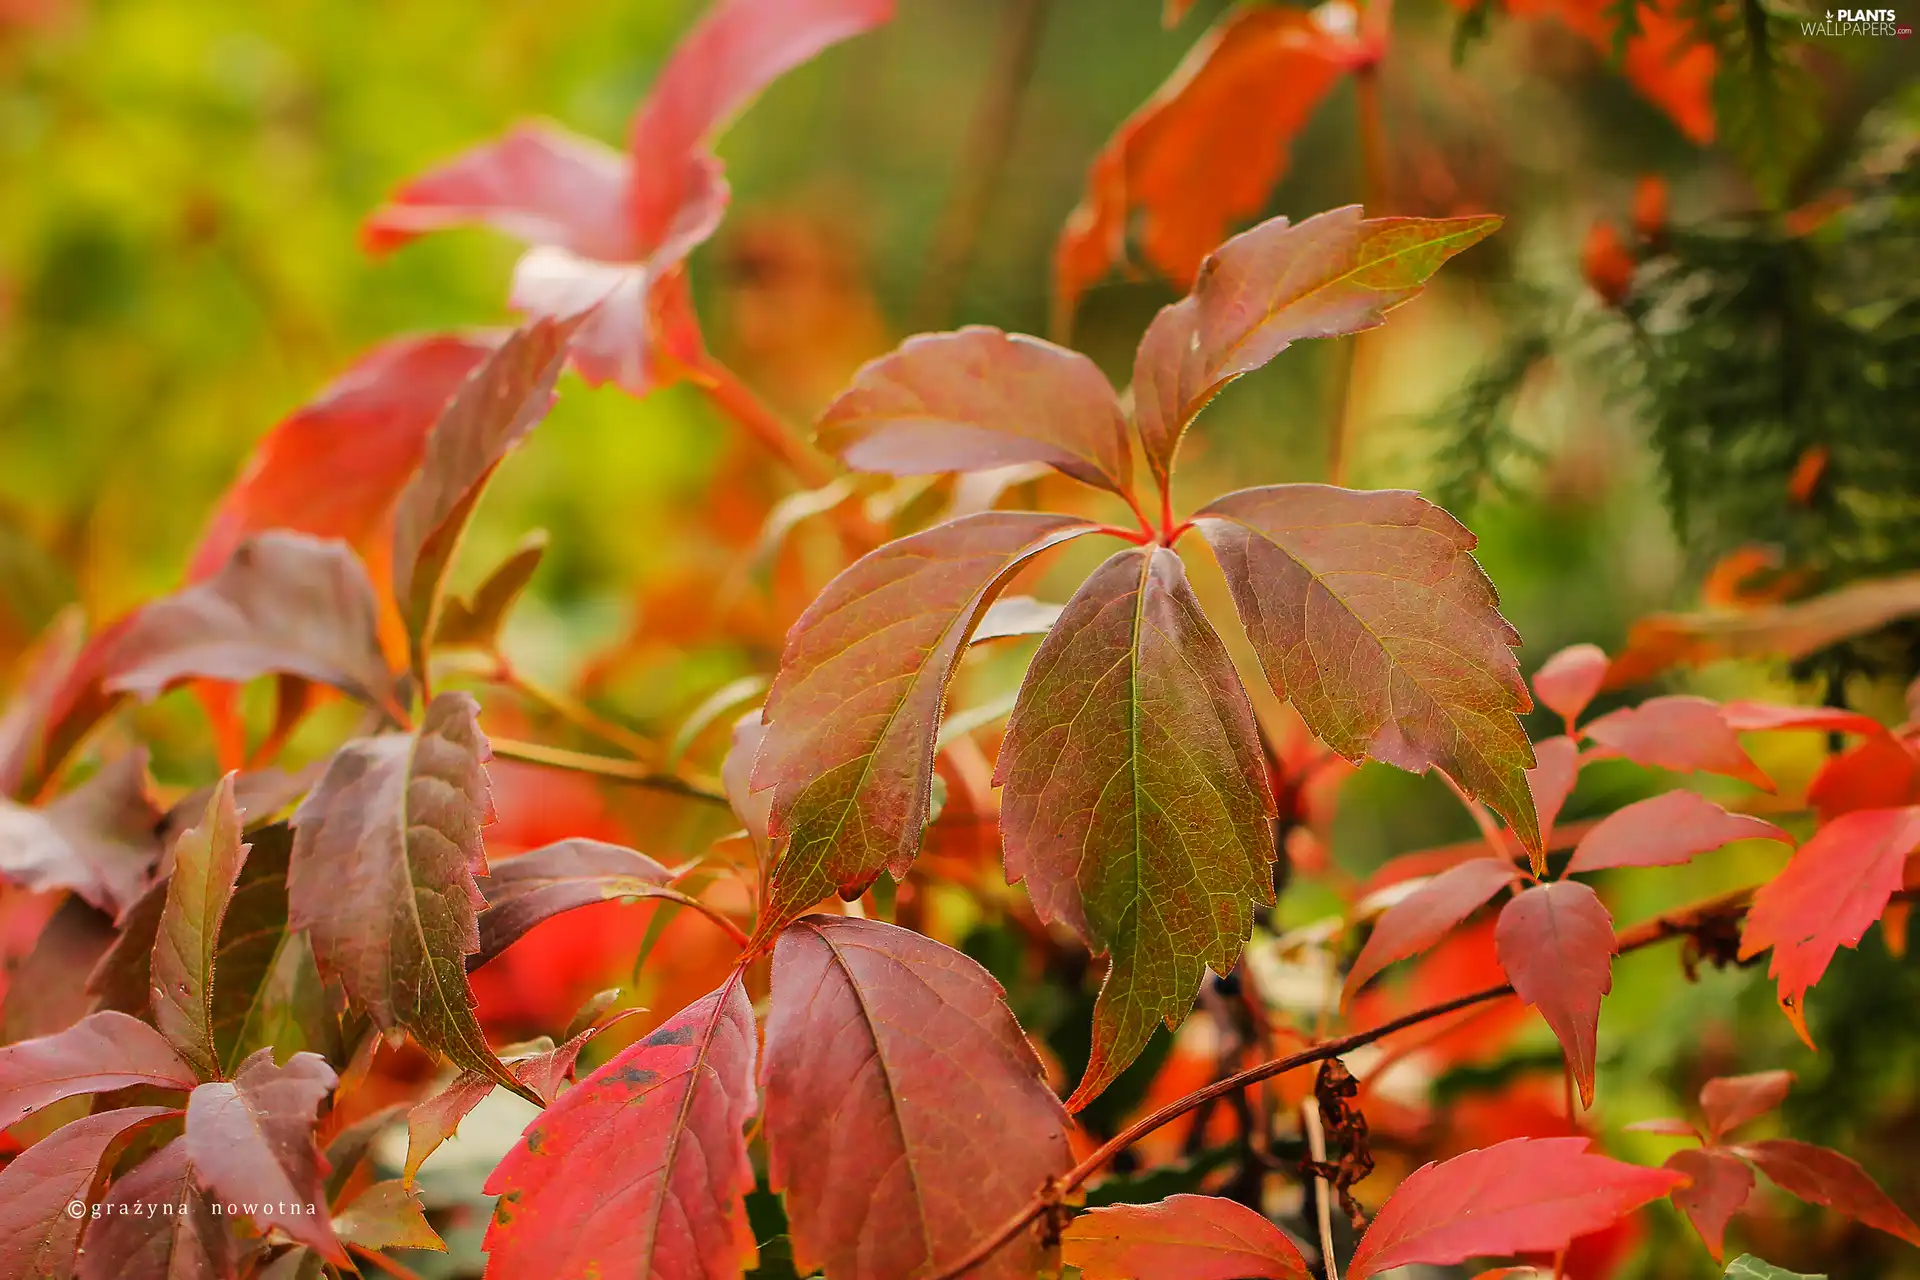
487,736 -> 730,807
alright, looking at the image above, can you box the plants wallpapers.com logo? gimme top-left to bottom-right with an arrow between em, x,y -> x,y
1803,7 -> 1913,34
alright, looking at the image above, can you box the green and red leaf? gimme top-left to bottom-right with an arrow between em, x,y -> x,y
151,774 -> 251,1080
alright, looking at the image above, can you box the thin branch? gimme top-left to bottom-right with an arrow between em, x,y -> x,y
487,736 -> 731,807
1303,1097 -> 1341,1280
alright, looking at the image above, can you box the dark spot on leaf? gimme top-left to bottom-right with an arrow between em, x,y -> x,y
618,1065 -> 661,1087
645,1025 -> 696,1047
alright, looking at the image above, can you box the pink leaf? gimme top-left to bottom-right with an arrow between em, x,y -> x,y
1533,644 -> 1608,727
1666,1147 -> 1754,1262
1567,790 -> 1789,873
1719,700 -> 1890,737
1699,1070 -> 1794,1140
0,750 -> 164,917
1495,880 -> 1616,1107
1062,1194 -> 1310,1279
0,1107 -> 177,1279
1734,1138 -> 1920,1246
76,1137 -> 239,1280
1527,735 -> 1581,850
1583,695 -> 1773,791
1343,857 -> 1521,1004
0,1010 -> 196,1127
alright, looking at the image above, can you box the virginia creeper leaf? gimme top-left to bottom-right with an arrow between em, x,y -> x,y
753,512 -> 1095,938
288,692 -> 528,1100
1583,696 -> 1773,791
102,534 -> 392,709
1700,1070 -> 1794,1140
333,1179 -> 446,1254
86,878 -> 169,1016
1532,643 -> 1608,727
1494,880 -> 1615,1107
1343,857 -> 1521,1004
1061,1194 -> 1310,1280
0,749 -> 163,917
185,1049 -> 346,1265
0,1106 -> 176,1280
997,545 -> 1275,1110
5,898 -> 117,1043
390,316 -> 579,677
1130,297 -> 1211,492
0,609 -> 84,798
971,595 -> 1065,643
1738,806 -> 1920,1045
815,327 -> 1133,494
208,823 -> 338,1074
1528,734 -> 1581,855
432,528 -> 548,651
471,838 -> 695,968
1667,1147 -> 1755,1262
763,916 -> 1073,1280
1733,1139 -> 1920,1246
1196,484 -> 1539,853
151,774 -> 251,1081
1345,1136 -> 1685,1278
0,1010 -> 196,1126
483,978 -> 760,1279
76,1137 -> 239,1280
1567,791 -> 1789,874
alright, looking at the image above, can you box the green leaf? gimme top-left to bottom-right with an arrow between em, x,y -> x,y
1725,1256 -> 1825,1280
288,692 -> 532,1102
997,546 -> 1275,1110
211,823 -> 341,1073
1195,483 -> 1538,853
151,773 -> 250,1081
754,512 -> 1096,941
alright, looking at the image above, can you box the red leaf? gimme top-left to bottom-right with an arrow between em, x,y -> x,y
1665,1147 -> 1754,1262
763,917 -> 1072,1279
1346,1136 -> 1683,1278
1719,700 -> 1891,737
151,774 -> 251,1081
1494,881 -> 1615,1107
1527,734 -> 1581,851
471,839 -> 699,969
76,1137 -> 239,1280
1197,484 -> 1539,854
0,610 -> 85,798
816,327 -> 1133,494
484,977 -> 760,1278
1808,732 -> 1920,822
997,546 -> 1275,1109
1583,696 -> 1773,791
1061,1194 -> 1310,1280
1733,1138 -> 1920,1246
1054,6 -> 1377,318
1739,806 -> 1920,1045
1343,857 -> 1521,1005
0,1107 -> 177,1280
0,1010 -> 197,1126
754,513 -> 1094,937
1566,791 -> 1788,874
1699,1069 -> 1793,1140
185,1049 -> 346,1264
1532,643 -> 1607,728
0,750 -> 164,919
1130,297 -> 1213,494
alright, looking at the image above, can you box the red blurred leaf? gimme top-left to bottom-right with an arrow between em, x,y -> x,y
1699,1069 -> 1793,1140
1631,175 -> 1669,241
1719,700 -> 1890,737
997,546 -> 1275,1110
390,316 -> 578,676
816,327 -> 1132,494
1345,1136 -> 1684,1278
0,610 -> 84,798
1532,643 -> 1607,728
1494,880 -> 1615,1107
483,977 -> 760,1278
1061,1194 -> 1310,1280
185,1049 -> 346,1265
0,1010 -> 196,1126
1583,696 -> 1773,791
1197,484 -> 1539,853
1581,220 -> 1634,305
0,750 -> 163,917
1527,734 -> 1581,851
1566,791 -> 1788,874
472,839 -> 702,969
1739,805 -> 1920,1046
755,513 -> 1094,936
1055,6 -> 1379,318
763,916 -> 1072,1279
288,692 -> 528,1099
0,1106 -> 176,1280
1733,1138 -> 1920,1246
1344,857 -> 1521,1004
152,774 -> 250,1081
1665,1147 -> 1754,1262
76,1137 -> 239,1280
1808,732 -> 1920,821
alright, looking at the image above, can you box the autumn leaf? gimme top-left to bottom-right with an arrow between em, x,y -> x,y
1566,791 -> 1788,873
1732,1139 -> 1920,1246
0,749 -> 163,917
1494,880 -> 1615,1106
1344,1136 -> 1684,1278
1527,734 -> 1581,856
390,316 -> 578,677
288,692 -> 529,1099
0,1107 -> 177,1280
763,916 -> 1073,1279
1583,696 -> 1773,791
151,773 -> 251,1081
433,528 -> 548,651
1700,1070 -> 1794,1141
754,513 -> 1095,938
1343,857 -> 1521,1004
206,824 -> 339,1074
185,1049 -> 346,1265
0,1010 -> 196,1126
85,879 -> 169,1016
1061,1194 -> 1310,1280
472,838 -> 704,968
1130,297 -> 1212,495
76,1138 -> 239,1280
1667,1147 -> 1756,1262
483,977 -> 760,1279
1197,484 -> 1539,853
1739,806 -> 1920,1045
997,545 -> 1275,1110
0,609 -> 85,798
334,1179 -> 447,1254
1055,5 -> 1379,322
1532,643 -> 1608,728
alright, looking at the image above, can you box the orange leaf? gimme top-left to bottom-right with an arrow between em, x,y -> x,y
1063,1195 -> 1310,1280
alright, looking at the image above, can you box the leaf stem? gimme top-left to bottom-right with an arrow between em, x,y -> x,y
1092,522 -> 1155,546
486,736 -> 731,807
